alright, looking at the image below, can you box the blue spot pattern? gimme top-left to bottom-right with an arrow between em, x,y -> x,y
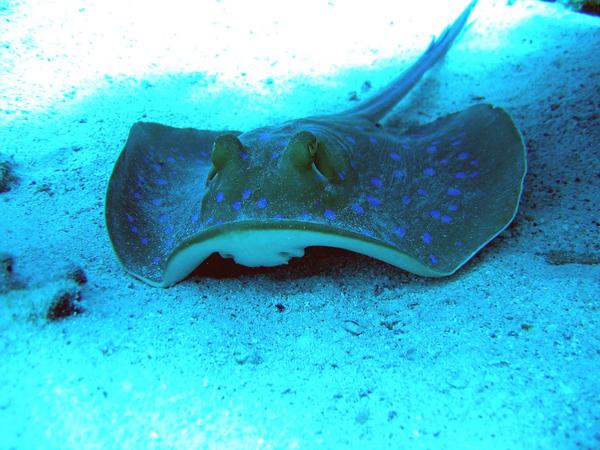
393,170 -> 405,179
341,130 -> 481,269
352,204 -> 365,215
371,177 -> 383,188
324,209 -> 336,220
367,195 -> 381,207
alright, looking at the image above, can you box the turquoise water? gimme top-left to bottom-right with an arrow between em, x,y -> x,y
0,1 -> 598,449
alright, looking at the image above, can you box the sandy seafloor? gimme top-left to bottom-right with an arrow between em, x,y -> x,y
0,0 -> 599,448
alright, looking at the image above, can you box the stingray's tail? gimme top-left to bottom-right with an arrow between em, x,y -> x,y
337,0 -> 478,123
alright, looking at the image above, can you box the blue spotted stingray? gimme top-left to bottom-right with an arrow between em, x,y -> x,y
106,0 -> 526,287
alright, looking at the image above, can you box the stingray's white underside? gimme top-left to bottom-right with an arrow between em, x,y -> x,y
143,228 -> 444,287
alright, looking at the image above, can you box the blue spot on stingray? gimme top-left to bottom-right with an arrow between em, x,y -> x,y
151,163 -> 161,171
429,254 -> 439,265
140,237 -> 149,246
367,195 -> 381,207
338,171 -> 346,181
360,228 -> 375,238
133,192 -> 142,199
259,132 -> 271,141
158,214 -> 168,223
455,171 -> 466,179
152,199 -> 162,206
165,224 -> 174,234
369,136 -> 378,145
470,159 -> 478,166
271,151 -> 281,159
205,217 -> 214,225
394,226 -> 406,237
448,187 -> 461,196
156,178 -> 168,185
430,210 -> 441,219
451,140 -> 463,146
458,152 -> 469,160
195,159 -> 204,165
130,226 -> 138,233
448,204 -> 458,211
470,171 -> 479,177
274,214 -> 284,220
200,150 -> 209,158
126,214 -> 134,223
242,189 -> 251,200
418,188 -> 427,197
257,197 -> 268,209
421,232 -> 432,244
216,191 -> 224,203
215,220 -> 223,225
441,215 -> 453,224
191,212 -> 199,223
390,152 -> 401,161
455,240 -> 464,247
232,201 -> 242,210
402,195 -> 410,205
152,256 -> 161,264
393,170 -> 405,179
426,145 -> 438,154
440,159 -> 449,165
241,151 -> 248,160
402,143 -> 410,150
424,168 -> 436,176
350,160 -> 358,169
345,135 -> 357,144
352,204 -> 365,215
167,156 -> 176,163
178,155 -> 185,161
324,209 -> 336,220
371,177 -> 383,188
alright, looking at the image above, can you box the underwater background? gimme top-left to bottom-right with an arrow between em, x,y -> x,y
0,0 -> 598,449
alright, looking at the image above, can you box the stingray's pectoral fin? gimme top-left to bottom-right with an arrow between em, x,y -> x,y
386,103 -> 526,276
105,122 -> 240,286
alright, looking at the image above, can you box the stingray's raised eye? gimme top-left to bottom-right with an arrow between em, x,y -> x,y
206,134 -> 244,185
284,131 -> 317,168
313,141 -> 346,184
211,134 -> 243,170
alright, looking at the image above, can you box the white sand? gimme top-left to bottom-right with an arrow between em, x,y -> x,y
0,0 -> 599,448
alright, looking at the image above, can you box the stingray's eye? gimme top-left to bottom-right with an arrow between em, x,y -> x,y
207,134 -> 244,184
211,134 -> 243,170
313,141 -> 346,184
284,131 -> 317,168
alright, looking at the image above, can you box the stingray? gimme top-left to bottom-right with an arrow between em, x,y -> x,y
105,0 -> 526,287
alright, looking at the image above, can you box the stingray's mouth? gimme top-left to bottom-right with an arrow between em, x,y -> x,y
152,222 -> 445,288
